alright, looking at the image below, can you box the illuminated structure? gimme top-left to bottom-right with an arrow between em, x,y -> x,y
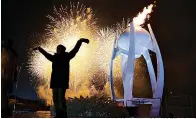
109,22 -> 164,117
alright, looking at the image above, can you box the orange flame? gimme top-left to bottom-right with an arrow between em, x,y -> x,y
133,4 -> 154,26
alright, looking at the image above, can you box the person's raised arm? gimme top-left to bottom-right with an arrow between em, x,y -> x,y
33,47 -> 54,62
69,38 -> 89,59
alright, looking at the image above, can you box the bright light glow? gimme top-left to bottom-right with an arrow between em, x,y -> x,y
133,4 -> 154,26
27,2 -> 155,105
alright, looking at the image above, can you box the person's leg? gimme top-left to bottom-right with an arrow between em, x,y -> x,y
52,88 -> 60,117
1,80 -> 11,118
1,87 -> 9,117
59,88 -> 67,117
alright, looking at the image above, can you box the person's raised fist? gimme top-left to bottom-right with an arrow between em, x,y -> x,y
80,38 -> 89,44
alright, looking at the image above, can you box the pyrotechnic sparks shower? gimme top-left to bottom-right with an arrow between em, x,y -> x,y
27,2 -> 100,103
27,2 -> 155,104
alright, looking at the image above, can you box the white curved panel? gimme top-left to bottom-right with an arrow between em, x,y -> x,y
118,26 -> 154,57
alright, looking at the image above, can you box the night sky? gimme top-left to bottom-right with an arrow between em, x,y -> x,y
2,0 -> 196,103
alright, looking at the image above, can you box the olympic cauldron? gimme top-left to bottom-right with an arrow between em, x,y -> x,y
109,23 -> 164,117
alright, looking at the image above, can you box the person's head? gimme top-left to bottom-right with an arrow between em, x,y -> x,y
56,44 -> 66,54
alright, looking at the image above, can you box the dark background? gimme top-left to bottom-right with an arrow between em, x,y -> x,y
2,0 -> 196,112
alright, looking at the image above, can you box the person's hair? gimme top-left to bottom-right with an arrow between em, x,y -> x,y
57,44 -> 66,51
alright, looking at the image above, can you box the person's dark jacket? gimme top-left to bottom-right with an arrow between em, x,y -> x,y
38,40 -> 83,89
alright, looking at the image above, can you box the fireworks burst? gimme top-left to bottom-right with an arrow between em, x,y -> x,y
116,18 -> 131,34
27,3 -> 100,103
94,27 -> 115,74
27,2 -> 155,104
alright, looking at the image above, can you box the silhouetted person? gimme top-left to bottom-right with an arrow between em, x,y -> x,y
34,38 -> 89,118
1,38 -> 18,118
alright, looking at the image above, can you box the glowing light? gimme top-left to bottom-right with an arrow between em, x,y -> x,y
27,3 -> 99,103
133,4 -> 154,26
27,2 -> 155,105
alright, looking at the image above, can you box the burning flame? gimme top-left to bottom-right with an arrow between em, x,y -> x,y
133,4 -> 154,26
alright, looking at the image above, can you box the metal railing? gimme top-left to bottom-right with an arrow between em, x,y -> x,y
125,97 -> 162,117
